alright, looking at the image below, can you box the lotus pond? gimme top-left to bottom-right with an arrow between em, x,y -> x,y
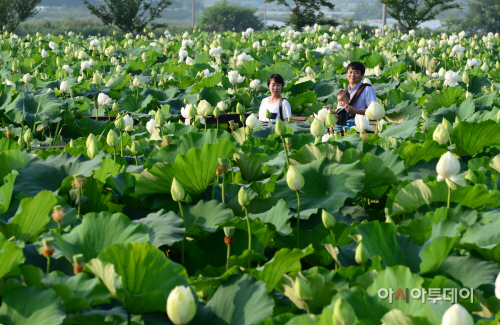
2,27 -> 500,325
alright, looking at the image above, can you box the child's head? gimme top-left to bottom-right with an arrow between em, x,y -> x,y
337,90 -> 350,107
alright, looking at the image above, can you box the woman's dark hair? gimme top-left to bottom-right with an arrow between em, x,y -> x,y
346,61 -> 366,75
267,73 -> 285,87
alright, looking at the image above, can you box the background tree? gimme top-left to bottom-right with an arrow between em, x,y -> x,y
442,0 -> 500,34
379,0 -> 462,31
264,0 -> 338,30
198,1 -> 264,33
82,0 -> 171,33
0,0 -> 41,32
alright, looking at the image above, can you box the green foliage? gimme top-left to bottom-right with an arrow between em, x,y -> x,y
82,0 -> 171,33
380,0 -> 462,31
198,1 -> 264,33
265,0 -> 338,30
0,0 -> 41,32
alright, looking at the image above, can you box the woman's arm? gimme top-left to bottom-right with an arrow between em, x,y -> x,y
258,98 -> 267,121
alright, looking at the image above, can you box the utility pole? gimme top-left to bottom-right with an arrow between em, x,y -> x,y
192,0 -> 195,27
382,3 -> 386,31
264,1 -> 266,22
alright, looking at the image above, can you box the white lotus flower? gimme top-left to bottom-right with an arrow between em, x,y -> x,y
365,102 -> 385,120
253,41 -> 260,49
80,61 -> 91,72
166,286 -> 196,325
185,57 -> 195,65
4,79 -> 15,87
23,73 -> 31,83
197,100 -> 212,118
179,49 -> 188,59
246,113 -> 262,131
314,107 -> 329,123
62,65 -> 73,74
227,70 -> 244,85
466,58 -> 481,67
110,57 -> 119,65
481,62 -> 489,72
49,41 -> 57,50
310,118 -> 326,137
59,81 -> 70,94
322,133 -> 333,142
409,30 -> 415,36
41,49 -> 48,58
442,304 -> 473,325
451,44 -> 465,56
90,39 -> 100,48
97,93 -> 111,106
146,119 -> 158,134
459,31 -> 467,38
436,152 -> 466,190
249,79 -> 260,89
217,101 -> 227,111
438,67 -> 446,77
401,34 -> 409,42
182,32 -> 189,39
495,272 -> 500,299
444,71 -> 461,87
353,114 -> 373,132
433,124 -> 450,144
305,66 -> 314,75
123,115 -> 134,131
202,69 -> 213,78
78,50 -> 87,59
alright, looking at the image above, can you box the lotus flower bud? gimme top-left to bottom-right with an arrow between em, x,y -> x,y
462,72 -> 469,85
130,140 -> 140,155
325,112 -> 337,127
245,126 -> 253,137
442,117 -> 453,134
332,298 -> 356,325
266,109 -> 272,119
238,186 -> 251,209
374,65 -> 381,77
311,118 -> 326,138
186,104 -> 197,119
322,210 -> 336,229
23,73 -> 31,83
294,274 -> 313,301
355,241 -> 369,264
432,124 -> 450,145
171,177 -> 186,202
213,106 -> 221,118
305,66 -> 313,75
197,100 -> 212,118
41,237 -> 55,257
132,77 -> 141,87
106,129 -> 119,147
481,62 -> 489,72
166,286 -> 197,325
112,102 -> 119,112
68,139 -> 77,148
236,102 -> 246,115
123,115 -> 134,132
246,113 -> 262,131
442,304 -> 473,325
275,118 -> 287,137
87,135 -> 99,159
286,166 -> 305,192
155,110 -> 166,127
217,101 -> 227,111
23,128 -> 33,143
51,205 -> 65,223
365,102 -> 385,120
354,114 -> 372,131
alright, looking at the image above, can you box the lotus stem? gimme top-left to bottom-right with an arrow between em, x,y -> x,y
244,208 -> 251,269
52,116 -> 62,148
281,136 -> 291,170
221,173 -> 225,203
134,155 -> 138,166
228,160 -> 235,183
226,243 -> 231,272
77,188 -> 82,216
113,146 -> 116,162
120,131 -> 124,156
296,191 -> 301,248
216,117 -> 219,129
304,301 -> 310,314
46,256 -> 51,274
58,222 -> 62,235
447,186 -> 451,220
178,201 -> 186,266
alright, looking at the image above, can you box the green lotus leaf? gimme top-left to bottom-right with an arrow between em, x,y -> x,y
252,245 -> 314,292
196,274 -> 274,325
390,179 -> 500,216
0,150 -> 37,185
438,255 -> 500,289
5,91 -> 63,126
133,209 -> 184,247
274,157 -> 364,213
396,140 -> 448,168
105,74 -> 131,90
0,287 -> 65,325
460,218 -> 500,262
256,63 -> 296,84
183,199 -> 234,232
419,236 -> 455,274
451,120 -> 500,157
423,87 -> 464,112
14,152 -> 104,197
52,212 -> 149,262
290,143 -> 344,165
0,190 -> 57,243
0,232 -> 24,278
0,173 -> 17,215
288,90 -> 317,113
136,139 -> 235,196
199,86 -> 230,106
233,152 -> 277,182
40,271 -> 111,314
86,242 -> 189,314
379,119 -> 419,139
118,94 -> 154,112
248,198 -> 292,236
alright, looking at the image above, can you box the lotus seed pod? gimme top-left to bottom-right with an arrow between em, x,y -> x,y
51,205 -> 65,223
